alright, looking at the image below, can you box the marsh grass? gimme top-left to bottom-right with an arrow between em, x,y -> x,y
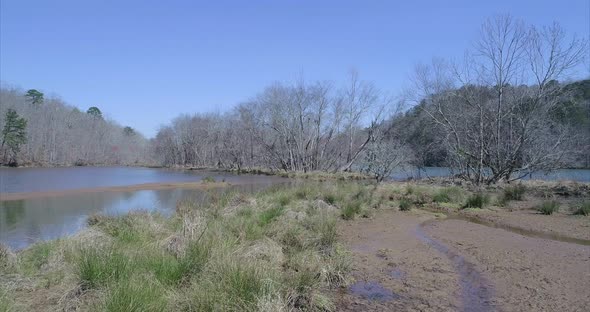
432,187 -> 463,203
463,193 -> 490,209
502,184 -> 526,203
341,200 -> 362,220
573,201 -> 590,216
537,201 -> 559,215
5,182 -> 355,311
399,198 -> 412,211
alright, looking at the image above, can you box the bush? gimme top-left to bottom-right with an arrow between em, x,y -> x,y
537,201 -> 559,215
341,201 -> 362,220
503,184 -> 526,201
573,202 -> 590,216
399,198 -> 412,211
463,193 -> 490,209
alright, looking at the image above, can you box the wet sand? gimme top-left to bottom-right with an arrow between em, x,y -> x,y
337,208 -> 590,311
0,181 -> 229,201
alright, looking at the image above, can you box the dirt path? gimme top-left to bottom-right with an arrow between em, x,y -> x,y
336,208 -> 590,311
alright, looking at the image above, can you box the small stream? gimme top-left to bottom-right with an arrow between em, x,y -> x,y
416,221 -> 495,312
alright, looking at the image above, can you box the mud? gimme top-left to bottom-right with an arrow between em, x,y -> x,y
336,210 -> 462,311
459,208 -> 590,242
336,208 -> 590,311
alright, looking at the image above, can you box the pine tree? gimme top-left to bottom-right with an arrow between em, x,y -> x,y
1,109 -> 28,165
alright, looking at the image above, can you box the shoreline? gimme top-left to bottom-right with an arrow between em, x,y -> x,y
0,181 -> 229,201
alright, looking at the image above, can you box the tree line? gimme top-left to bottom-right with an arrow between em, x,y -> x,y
0,87 -> 149,166
152,15 -> 588,184
1,15 -> 588,184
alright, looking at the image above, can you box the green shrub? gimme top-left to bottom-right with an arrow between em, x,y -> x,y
202,176 -> 216,183
537,201 -> 559,215
503,184 -> 526,201
573,202 -> 590,216
399,198 -> 412,211
463,193 -> 490,209
341,201 -> 361,220
433,187 -> 463,203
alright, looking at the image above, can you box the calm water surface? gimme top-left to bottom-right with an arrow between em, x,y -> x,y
0,167 -> 286,249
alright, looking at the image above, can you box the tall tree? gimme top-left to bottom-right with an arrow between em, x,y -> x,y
25,89 -> 44,106
87,106 -> 103,119
1,109 -> 27,165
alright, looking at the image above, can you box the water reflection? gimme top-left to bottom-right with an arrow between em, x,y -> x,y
0,184 -> 275,250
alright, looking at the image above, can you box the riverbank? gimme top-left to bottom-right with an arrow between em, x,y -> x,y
1,180 -> 588,311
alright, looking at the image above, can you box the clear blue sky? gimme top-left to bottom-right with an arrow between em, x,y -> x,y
1,0 -> 588,137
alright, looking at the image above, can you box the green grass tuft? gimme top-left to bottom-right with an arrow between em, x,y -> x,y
341,200 -> 361,220
399,198 -> 412,211
573,201 -> 590,216
258,206 -> 285,226
104,278 -> 168,312
202,176 -> 216,183
503,184 -> 526,201
76,247 -> 131,289
537,201 -> 559,215
463,193 -> 490,209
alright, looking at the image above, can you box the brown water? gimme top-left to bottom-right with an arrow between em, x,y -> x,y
0,167 -> 287,249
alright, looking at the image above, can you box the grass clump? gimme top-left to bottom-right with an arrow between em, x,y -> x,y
399,198 -> 412,211
77,247 -> 131,289
537,201 -> 559,215
7,182 -> 353,312
463,193 -> 490,209
104,278 -> 168,312
258,206 -> 285,226
341,200 -> 362,220
503,184 -> 526,201
18,241 -> 53,274
202,176 -> 216,183
433,187 -> 463,203
573,201 -> 590,216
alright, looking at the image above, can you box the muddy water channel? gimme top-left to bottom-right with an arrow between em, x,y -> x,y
416,221 -> 494,312
0,167 -> 286,249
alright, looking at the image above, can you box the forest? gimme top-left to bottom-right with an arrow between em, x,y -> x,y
1,16 -> 588,184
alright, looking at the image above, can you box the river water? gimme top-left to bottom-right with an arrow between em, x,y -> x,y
1,166 -> 589,249
0,167 -> 285,249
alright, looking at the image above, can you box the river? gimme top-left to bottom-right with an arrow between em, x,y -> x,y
0,167 -> 285,249
1,166 -> 589,249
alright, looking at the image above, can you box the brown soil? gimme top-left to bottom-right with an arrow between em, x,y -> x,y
0,181 -> 229,201
336,208 -> 590,311
460,207 -> 590,241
